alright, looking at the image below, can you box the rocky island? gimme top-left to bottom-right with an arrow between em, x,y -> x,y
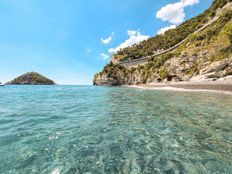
6,72 -> 55,85
93,0 -> 232,90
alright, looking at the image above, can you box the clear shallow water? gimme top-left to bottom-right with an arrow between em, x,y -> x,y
0,85 -> 232,174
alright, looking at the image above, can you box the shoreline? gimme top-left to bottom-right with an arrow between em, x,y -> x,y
126,80 -> 232,95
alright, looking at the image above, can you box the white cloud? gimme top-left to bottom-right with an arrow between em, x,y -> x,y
156,2 -> 185,25
157,25 -> 177,35
127,30 -> 137,36
156,0 -> 199,25
108,30 -> 149,54
100,53 -> 110,60
182,0 -> 199,6
101,32 -> 114,45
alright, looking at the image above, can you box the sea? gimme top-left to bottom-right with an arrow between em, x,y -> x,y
0,85 -> 232,174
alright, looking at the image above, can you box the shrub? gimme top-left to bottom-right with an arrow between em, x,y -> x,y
159,67 -> 169,80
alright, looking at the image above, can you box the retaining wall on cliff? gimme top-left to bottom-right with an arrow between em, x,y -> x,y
119,39 -> 186,67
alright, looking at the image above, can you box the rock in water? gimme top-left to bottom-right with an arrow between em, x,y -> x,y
6,72 -> 55,85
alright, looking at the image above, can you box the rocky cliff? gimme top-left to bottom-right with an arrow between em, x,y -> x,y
93,0 -> 232,86
6,72 -> 55,85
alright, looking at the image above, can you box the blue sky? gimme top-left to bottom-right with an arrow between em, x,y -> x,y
0,0 -> 213,84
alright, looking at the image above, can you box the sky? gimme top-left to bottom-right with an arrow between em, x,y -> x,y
0,0 -> 213,85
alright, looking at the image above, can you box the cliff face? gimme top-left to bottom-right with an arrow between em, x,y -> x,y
6,72 -> 55,85
93,0 -> 232,86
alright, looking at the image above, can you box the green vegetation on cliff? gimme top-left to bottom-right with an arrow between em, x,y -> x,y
7,72 -> 55,85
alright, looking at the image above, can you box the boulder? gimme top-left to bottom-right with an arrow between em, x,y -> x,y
200,60 -> 228,75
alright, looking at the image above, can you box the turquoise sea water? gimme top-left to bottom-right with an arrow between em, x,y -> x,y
0,85 -> 232,174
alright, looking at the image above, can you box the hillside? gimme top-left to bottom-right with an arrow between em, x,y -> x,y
112,0 -> 231,62
93,0 -> 232,86
6,72 -> 55,85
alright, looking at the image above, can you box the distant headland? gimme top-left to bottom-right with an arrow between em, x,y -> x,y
6,72 -> 55,85
93,1 -> 232,86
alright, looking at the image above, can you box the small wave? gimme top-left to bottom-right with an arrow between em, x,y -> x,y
127,85 -> 232,95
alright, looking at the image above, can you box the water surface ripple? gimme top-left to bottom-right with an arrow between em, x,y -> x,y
0,85 -> 232,174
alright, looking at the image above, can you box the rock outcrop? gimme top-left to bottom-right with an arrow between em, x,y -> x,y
6,72 -> 55,85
